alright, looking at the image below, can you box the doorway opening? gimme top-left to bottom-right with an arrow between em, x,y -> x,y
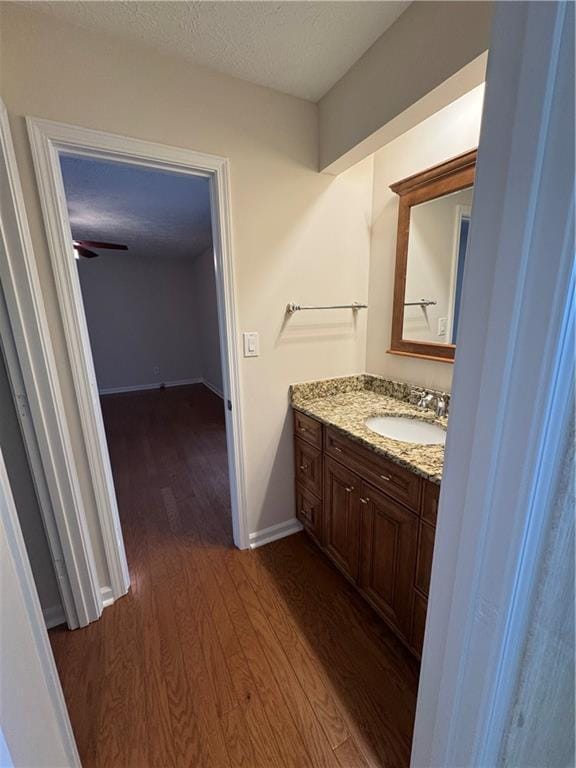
56,151 -> 235,589
26,119 -> 248,627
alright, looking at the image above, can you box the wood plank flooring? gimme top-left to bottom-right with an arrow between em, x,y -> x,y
49,384 -> 419,768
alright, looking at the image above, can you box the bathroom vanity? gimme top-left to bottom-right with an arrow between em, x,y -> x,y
291,375 -> 446,659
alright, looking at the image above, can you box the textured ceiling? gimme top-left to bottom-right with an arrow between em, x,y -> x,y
59,154 -> 213,261
29,1 -> 410,101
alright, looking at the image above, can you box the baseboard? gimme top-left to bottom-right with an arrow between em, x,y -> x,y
43,603 -> 66,629
249,518 -> 304,549
202,379 -> 224,398
99,378 -> 203,395
99,378 -> 225,397
100,586 -> 115,608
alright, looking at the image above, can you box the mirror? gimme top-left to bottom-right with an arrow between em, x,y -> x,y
389,150 -> 476,363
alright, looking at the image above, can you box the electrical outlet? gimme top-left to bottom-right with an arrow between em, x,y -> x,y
153,366 -> 160,375
437,317 -> 447,337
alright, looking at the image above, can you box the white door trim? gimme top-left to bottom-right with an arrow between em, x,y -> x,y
412,1 -> 574,765
25,118 -> 248,609
445,203 -> 471,343
0,443 -> 80,766
0,285 -> 68,628
0,101 -> 101,628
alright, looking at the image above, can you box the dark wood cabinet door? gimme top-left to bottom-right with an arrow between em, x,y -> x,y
359,482 -> 419,639
415,520 -> 435,598
421,479 -> 440,525
323,457 -> 361,582
411,591 -> 428,657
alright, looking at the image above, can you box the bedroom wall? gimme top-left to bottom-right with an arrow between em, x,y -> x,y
78,251 -> 202,393
77,247 -> 224,396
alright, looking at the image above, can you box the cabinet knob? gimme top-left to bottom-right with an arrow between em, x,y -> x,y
380,474 -> 391,482
345,485 -> 355,493
299,426 -> 307,432
360,497 -> 370,504
300,509 -> 308,520
300,464 -> 308,471
333,446 -> 343,453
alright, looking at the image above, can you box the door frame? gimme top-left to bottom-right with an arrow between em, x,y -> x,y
445,203 -> 471,344
0,101 -> 100,628
0,440 -> 80,766
412,1 -> 574,764
23,117 -> 248,615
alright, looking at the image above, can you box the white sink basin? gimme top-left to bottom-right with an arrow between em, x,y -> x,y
365,415 -> 446,445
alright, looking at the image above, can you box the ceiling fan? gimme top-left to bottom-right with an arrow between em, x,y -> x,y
72,239 -> 128,259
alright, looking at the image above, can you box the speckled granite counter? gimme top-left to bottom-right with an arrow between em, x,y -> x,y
290,374 -> 448,484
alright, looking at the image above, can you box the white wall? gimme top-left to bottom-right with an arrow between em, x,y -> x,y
78,245 -> 224,396
0,3 -> 372,575
0,336 -> 62,622
318,1 -> 492,172
78,251 -> 203,393
366,84 -> 485,393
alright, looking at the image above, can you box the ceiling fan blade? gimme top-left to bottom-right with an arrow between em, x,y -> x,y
75,240 -> 128,250
75,245 -> 100,259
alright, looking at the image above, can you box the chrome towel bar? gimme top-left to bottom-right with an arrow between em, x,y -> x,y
287,301 -> 367,313
404,299 -> 437,307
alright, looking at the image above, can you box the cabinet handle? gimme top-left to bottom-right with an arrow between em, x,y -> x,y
300,464 -> 309,471
380,474 -> 391,482
360,497 -> 370,504
333,446 -> 343,453
345,486 -> 355,493
300,509 -> 308,520
299,426 -> 307,432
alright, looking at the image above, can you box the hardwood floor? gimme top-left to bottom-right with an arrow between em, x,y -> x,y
49,384 -> 419,768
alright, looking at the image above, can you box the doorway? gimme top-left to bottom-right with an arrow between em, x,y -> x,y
56,150 -> 235,574
26,119 -> 247,625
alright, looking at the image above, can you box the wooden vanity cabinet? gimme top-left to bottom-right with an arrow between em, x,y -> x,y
293,408 -> 441,659
323,457 -> 362,582
359,483 -> 419,642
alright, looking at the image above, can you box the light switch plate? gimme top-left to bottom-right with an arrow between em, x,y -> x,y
243,331 -> 259,357
437,317 -> 448,337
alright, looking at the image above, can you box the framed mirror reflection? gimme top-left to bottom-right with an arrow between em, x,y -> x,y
389,149 -> 477,363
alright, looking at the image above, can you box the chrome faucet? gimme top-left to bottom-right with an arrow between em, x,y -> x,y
414,390 -> 448,418
418,392 -> 434,409
435,394 -> 447,418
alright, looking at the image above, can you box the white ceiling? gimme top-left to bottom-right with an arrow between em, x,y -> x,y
30,1 -> 410,101
59,154 -> 213,261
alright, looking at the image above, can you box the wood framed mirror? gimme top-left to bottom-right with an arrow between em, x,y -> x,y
389,149 -> 477,363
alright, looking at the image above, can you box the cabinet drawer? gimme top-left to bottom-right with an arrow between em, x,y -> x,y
421,479 -> 440,525
294,438 -> 322,497
415,520 -> 435,597
293,410 -> 323,450
296,484 -> 323,545
325,428 -> 421,512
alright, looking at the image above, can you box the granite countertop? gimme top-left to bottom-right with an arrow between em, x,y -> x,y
290,374 -> 448,484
